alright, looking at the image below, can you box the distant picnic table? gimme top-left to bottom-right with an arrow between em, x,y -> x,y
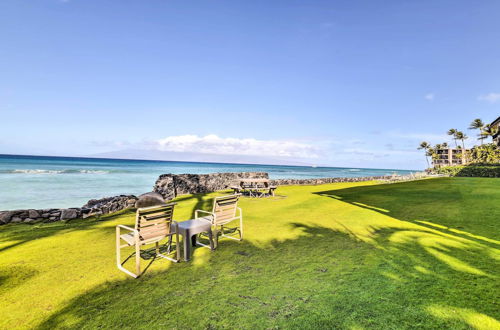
230,178 -> 277,197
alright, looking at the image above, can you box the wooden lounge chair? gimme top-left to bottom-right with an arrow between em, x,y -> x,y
116,203 -> 180,278
195,194 -> 243,248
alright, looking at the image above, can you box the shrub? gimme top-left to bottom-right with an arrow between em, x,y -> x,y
466,143 -> 500,164
435,164 -> 500,178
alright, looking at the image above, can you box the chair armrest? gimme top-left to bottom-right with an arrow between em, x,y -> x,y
116,225 -> 140,244
195,210 -> 215,220
237,207 -> 243,217
117,224 -> 138,233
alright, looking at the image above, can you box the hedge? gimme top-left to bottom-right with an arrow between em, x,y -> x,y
435,164 -> 500,178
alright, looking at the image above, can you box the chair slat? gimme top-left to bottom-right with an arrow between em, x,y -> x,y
139,224 -> 170,238
140,207 -> 174,217
139,203 -> 174,211
140,231 -> 168,241
215,204 -> 236,212
139,220 -> 170,229
140,212 -> 173,222
216,215 -> 236,223
216,200 -> 238,207
139,223 -> 169,233
216,208 -> 236,217
217,196 -> 238,203
217,195 -> 239,201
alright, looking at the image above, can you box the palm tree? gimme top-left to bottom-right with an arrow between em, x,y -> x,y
441,142 -> 448,149
480,124 -> 499,143
427,146 -> 437,166
478,130 -> 489,143
447,128 -> 458,148
417,141 -> 431,168
469,118 -> 485,144
454,131 -> 468,149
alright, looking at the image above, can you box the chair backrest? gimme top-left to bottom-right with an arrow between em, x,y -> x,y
212,194 -> 240,225
135,203 -> 176,241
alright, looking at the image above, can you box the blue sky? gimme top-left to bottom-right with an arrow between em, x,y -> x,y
1,0 -> 499,170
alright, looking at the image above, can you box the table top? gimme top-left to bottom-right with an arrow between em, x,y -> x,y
177,217 -> 212,231
239,178 -> 269,183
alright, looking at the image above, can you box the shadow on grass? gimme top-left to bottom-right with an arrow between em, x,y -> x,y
0,210 -> 137,255
314,177 -> 500,246
37,219 -> 499,329
0,265 -> 39,294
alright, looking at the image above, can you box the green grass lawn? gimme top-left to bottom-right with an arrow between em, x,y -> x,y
1,178 -> 499,329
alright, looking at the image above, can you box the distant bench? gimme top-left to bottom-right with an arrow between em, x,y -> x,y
230,178 -> 277,197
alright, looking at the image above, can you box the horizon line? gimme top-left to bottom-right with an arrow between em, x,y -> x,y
0,153 -> 418,172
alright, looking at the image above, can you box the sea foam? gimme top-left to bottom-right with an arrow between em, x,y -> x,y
8,169 -> 109,174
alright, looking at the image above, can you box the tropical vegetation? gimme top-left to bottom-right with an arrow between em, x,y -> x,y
418,117 -> 499,169
434,163 -> 500,177
1,179 -> 499,329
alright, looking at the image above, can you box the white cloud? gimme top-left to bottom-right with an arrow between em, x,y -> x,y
478,93 -> 500,103
152,134 -> 320,159
424,93 -> 435,101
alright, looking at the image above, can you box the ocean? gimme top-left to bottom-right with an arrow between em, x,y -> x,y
0,154 -> 415,210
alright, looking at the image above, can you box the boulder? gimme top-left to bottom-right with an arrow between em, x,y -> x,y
28,209 -> 40,219
0,211 -> 15,224
135,192 -> 166,209
153,174 -> 176,200
60,209 -> 78,220
11,217 -> 23,223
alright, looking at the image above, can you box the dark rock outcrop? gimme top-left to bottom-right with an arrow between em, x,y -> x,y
153,172 -> 268,200
1,194 -> 138,225
270,176 -> 392,186
81,195 -> 138,218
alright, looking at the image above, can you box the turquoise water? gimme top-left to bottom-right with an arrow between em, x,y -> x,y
0,155 -> 414,210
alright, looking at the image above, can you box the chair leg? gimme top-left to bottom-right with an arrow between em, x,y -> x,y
116,228 -> 140,278
213,227 -> 219,249
156,232 -> 180,263
166,235 -> 173,254
135,241 -> 141,277
240,217 -> 243,241
175,229 -> 180,262
208,229 -> 214,250
195,232 -> 214,250
116,227 -> 121,269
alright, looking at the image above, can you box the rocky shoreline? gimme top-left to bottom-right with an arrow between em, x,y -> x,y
0,172 -> 409,225
0,195 -> 138,225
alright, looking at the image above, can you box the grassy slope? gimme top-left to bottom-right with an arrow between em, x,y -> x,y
0,178 -> 499,329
